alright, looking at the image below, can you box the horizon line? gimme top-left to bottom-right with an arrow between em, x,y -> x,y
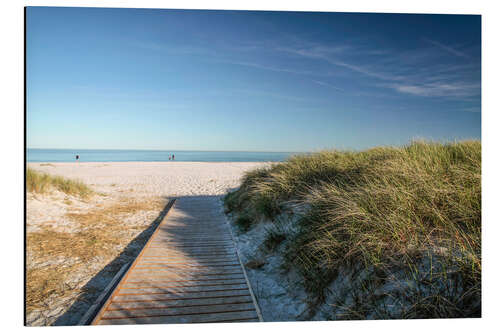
27,147 -> 306,154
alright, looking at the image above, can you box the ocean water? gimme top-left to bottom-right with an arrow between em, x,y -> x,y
27,149 -> 298,163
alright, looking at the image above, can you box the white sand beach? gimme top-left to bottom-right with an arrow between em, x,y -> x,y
26,162 -> 268,326
29,161 -> 269,197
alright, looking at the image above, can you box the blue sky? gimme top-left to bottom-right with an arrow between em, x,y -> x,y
26,7 -> 481,152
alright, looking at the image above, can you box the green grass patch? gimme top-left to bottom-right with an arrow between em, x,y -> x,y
27,168 -> 93,198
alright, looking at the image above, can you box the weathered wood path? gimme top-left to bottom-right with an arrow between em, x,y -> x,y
91,197 -> 262,325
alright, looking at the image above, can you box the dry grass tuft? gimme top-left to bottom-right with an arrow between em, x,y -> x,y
26,265 -> 74,311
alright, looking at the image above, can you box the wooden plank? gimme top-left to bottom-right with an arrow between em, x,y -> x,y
154,231 -> 230,235
126,274 -> 244,282
143,244 -> 235,249
134,263 -> 241,269
151,239 -> 233,248
111,287 -> 252,302
139,256 -> 238,262
115,284 -> 249,295
139,257 -> 239,264
141,252 -> 237,258
143,249 -> 236,255
153,230 -> 231,234
120,279 -> 248,289
157,227 -> 230,231
135,262 -> 241,272
141,252 -> 237,257
143,247 -> 235,253
127,268 -> 243,276
137,257 -> 239,264
156,234 -> 232,239
124,273 -> 246,283
107,295 -> 253,310
102,302 -> 256,318
97,310 -> 259,325
135,260 -> 239,266
111,294 -> 253,304
148,240 -> 233,246
124,277 -> 247,286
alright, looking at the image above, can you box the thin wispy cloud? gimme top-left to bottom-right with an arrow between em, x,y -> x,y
311,80 -> 345,92
276,45 -> 350,58
390,82 -> 480,98
328,59 -> 403,81
221,60 -> 320,76
277,43 -> 406,81
461,107 -> 481,113
423,38 -> 471,59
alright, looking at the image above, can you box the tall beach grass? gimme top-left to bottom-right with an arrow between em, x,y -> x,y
225,140 -> 481,319
26,168 -> 93,198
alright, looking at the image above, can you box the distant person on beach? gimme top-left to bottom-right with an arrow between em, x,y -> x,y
169,155 -> 171,161
75,154 -> 79,162
172,154 -> 175,161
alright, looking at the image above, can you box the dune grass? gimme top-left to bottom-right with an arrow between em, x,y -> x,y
27,168 -> 93,198
224,140 -> 481,319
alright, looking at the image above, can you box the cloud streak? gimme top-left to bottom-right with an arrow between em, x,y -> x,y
221,60 -> 321,76
423,38 -> 471,59
390,82 -> 480,98
277,44 -> 405,81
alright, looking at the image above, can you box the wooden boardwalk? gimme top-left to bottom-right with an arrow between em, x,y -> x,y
91,197 -> 262,325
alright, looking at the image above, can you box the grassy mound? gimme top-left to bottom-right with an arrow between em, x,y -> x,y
27,168 -> 93,198
224,140 -> 481,319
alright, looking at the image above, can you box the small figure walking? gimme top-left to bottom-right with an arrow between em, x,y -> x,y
76,154 -> 79,162
169,154 -> 171,161
172,154 -> 175,161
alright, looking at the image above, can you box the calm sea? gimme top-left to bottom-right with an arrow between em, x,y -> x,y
27,149 -> 298,163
